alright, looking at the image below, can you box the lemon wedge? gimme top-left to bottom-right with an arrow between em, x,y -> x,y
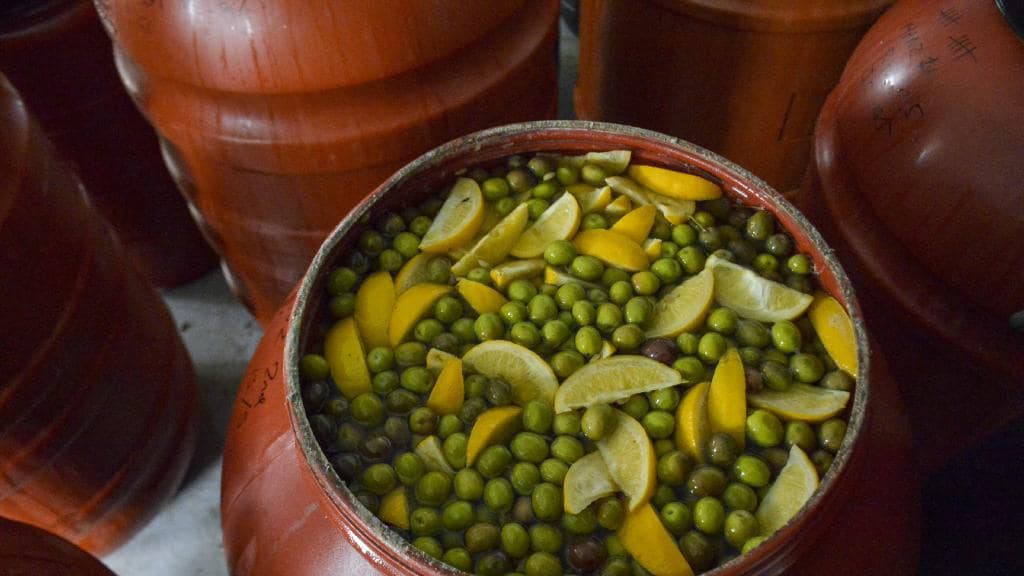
451,203 -> 530,276
756,445 -> 819,536
748,383 -> 850,422
645,267 -> 715,338
643,238 -> 663,261
606,176 -> 695,225
462,340 -> 559,406
675,381 -> 710,463
354,271 -> 395,350
708,348 -> 746,449
426,358 -> 464,415
569,184 -> 613,214
596,409 -> 656,510
425,348 -> 458,372
563,451 -> 619,514
324,317 -> 371,399
510,192 -> 581,258
706,255 -> 813,322
378,488 -> 410,530
808,293 -> 858,377
609,204 -> 658,244
554,355 -> 682,413
627,164 -> 722,201
574,229 -> 649,272
466,406 -> 523,466
388,283 -> 452,346
489,258 -> 545,290
604,194 -> 633,218
543,266 -> 601,291
456,278 -> 508,314
563,150 -> 633,176
394,253 -> 432,295
618,504 -> 695,576
419,177 -> 486,253
415,436 -> 455,474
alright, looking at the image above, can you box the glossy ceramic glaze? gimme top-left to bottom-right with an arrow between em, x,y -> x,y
0,0 -> 217,287
97,0 -> 560,325
0,75 -> 198,555
793,0 -> 1024,471
0,518 -> 116,575
221,121 -> 919,576
575,0 -> 891,191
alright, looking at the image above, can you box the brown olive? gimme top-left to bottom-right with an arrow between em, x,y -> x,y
640,338 -> 677,365
707,432 -> 740,468
744,366 -> 764,392
359,433 -> 393,462
512,496 -> 534,524
332,453 -> 360,482
567,536 -> 608,574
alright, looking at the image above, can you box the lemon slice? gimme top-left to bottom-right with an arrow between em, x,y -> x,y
574,229 -> 649,272
675,381 -> 710,463
756,445 -> 819,536
642,238 -> 663,261
466,406 -> 523,466
324,317 -> 371,399
415,435 -> 455,474
606,176 -> 695,225
708,348 -> 746,449
426,348 -> 458,371
510,192 -> 582,258
593,340 -> 617,361
426,358 -> 464,415
456,278 -> 508,314
394,253 -> 432,295
569,184 -> 613,214
748,383 -> 850,422
554,355 -> 682,413
543,266 -> 601,291
609,204 -> 658,244
627,164 -> 722,201
451,203 -> 530,276
618,504 -> 695,576
379,488 -> 410,530
604,194 -> 633,218
388,283 -> 453,346
596,409 -> 656,510
489,258 -> 545,290
563,451 -> 619,514
419,177 -> 486,253
808,293 -> 858,377
354,271 -> 395,350
645,267 -> 715,338
706,255 -> 813,322
462,340 -> 559,406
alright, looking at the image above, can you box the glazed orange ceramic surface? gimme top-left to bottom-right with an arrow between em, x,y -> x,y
98,0 -> 560,324
575,0 -> 892,191
0,518 -> 116,575
220,122 -> 919,576
0,0 -> 216,287
0,75 -> 198,555
794,0 -> 1024,470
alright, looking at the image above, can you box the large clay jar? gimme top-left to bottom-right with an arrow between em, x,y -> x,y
0,0 -> 217,288
0,518 -> 117,576
792,0 -> 1024,472
97,0 -> 560,325
0,75 -> 198,555
221,121 -> 919,576
575,0 -> 892,191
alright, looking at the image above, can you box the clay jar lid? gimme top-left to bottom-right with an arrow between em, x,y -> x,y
284,121 -> 874,575
0,518 -> 116,575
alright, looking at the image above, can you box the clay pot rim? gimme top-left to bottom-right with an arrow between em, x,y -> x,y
284,120 -> 872,575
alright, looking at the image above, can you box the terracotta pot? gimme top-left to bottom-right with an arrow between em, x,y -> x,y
0,518 -> 116,575
221,121 -> 920,576
791,0 -> 1024,471
0,0 -> 217,288
97,0 -> 561,325
0,75 -> 198,555
574,0 -> 892,191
